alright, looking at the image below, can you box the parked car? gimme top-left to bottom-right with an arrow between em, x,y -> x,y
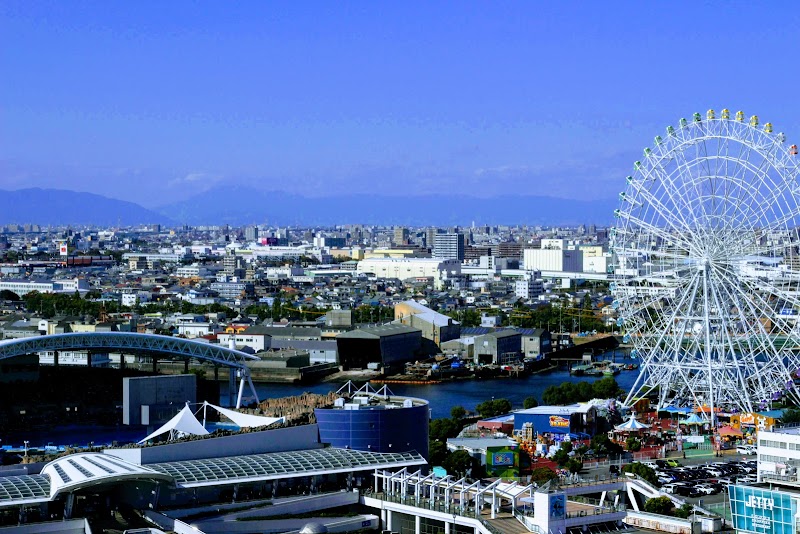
694,485 -> 715,496
674,485 -> 702,498
737,445 -> 757,455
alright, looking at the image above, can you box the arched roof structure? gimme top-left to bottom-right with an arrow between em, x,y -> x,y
41,453 -> 174,499
0,332 -> 258,369
0,332 -> 261,407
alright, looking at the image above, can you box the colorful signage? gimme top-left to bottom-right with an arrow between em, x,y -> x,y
729,485 -> 796,534
549,416 -> 570,428
491,452 -> 515,466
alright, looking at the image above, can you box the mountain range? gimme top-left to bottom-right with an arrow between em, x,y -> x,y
155,186 -> 617,226
0,187 -> 617,226
0,188 -> 173,226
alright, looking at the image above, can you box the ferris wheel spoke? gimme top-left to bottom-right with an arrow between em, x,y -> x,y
614,111 -> 800,412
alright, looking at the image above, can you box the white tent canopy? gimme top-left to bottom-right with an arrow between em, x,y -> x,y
138,404 -> 210,444
202,401 -> 284,429
615,414 -> 650,431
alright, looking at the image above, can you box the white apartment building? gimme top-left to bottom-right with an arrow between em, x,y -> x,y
515,276 -> 544,300
356,258 -> 461,282
523,248 -> 583,272
0,278 -> 89,297
757,427 -> 800,483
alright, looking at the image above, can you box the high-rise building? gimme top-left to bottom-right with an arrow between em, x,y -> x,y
393,227 -> 409,246
433,233 -> 465,261
425,227 -> 439,248
244,226 -> 259,242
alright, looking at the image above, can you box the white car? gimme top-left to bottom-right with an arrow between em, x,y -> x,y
737,445 -> 757,455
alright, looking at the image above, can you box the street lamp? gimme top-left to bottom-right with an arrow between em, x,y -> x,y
23,441 -> 29,458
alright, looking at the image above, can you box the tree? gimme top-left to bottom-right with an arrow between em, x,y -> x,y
781,407 -> 800,425
428,441 -> 449,466
590,434 -> 623,458
530,467 -> 558,485
622,462 -> 658,486
444,450 -> 479,478
0,290 -> 20,301
592,377 -> 623,399
625,436 -> 642,452
552,442 -> 573,466
565,458 -> 583,474
429,418 -> 460,442
673,503 -> 694,519
450,405 -> 467,421
475,398 -> 512,418
523,397 -> 539,409
643,496 -> 675,516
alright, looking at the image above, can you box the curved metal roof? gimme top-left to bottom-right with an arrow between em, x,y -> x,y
41,452 -> 174,499
0,332 -> 258,368
148,447 -> 426,487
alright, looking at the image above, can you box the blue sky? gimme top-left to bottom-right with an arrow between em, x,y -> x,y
2,1 -> 799,208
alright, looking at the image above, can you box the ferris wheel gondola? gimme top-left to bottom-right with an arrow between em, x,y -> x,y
611,109 -> 800,416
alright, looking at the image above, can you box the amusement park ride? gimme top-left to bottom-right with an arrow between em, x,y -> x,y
611,109 -> 800,419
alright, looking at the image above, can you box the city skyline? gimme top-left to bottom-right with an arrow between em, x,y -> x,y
2,2 -> 800,208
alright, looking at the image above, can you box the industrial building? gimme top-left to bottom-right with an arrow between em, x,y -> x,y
473,330 -> 522,365
394,299 -> 461,346
335,323 -> 422,372
356,257 -> 461,284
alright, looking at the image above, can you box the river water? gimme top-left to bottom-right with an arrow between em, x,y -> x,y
221,354 -> 642,419
2,353 -> 640,448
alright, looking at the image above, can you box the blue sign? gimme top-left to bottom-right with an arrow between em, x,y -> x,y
729,485 -> 796,534
549,494 -> 566,520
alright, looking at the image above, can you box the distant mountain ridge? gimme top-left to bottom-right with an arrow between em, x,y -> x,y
0,188 -> 173,226
157,186 -> 617,226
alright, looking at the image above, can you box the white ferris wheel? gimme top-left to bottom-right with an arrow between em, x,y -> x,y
611,109 -> 800,417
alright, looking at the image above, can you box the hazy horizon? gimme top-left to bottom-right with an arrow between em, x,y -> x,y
3,2 -> 799,209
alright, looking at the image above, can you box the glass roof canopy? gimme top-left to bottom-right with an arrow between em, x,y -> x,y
149,447 -> 426,487
0,447 -> 426,507
0,475 -> 50,504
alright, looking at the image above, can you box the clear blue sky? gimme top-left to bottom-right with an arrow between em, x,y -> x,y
2,1 -> 799,207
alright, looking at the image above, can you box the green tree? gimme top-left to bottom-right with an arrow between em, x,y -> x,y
475,398 -> 512,418
590,434 -> 623,458
530,467 -> 558,485
625,436 -> 642,452
673,503 -> 694,519
622,462 -> 658,486
780,407 -> 800,425
450,405 -> 467,421
523,397 -> 539,409
428,441 -> 449,467
643,496 -> 675,516
0,290 -> 20,301
444,450 -> 479,478
565,458 -> 583,475
592,377 -> 623,399
429,418 -> 460,442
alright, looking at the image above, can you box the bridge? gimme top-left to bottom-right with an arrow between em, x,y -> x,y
0,332 -> 261,408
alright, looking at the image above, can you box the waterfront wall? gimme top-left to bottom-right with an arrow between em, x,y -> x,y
104,423 -> 322,465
